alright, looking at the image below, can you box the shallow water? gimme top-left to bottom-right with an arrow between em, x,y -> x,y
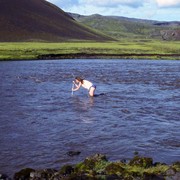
0,59 -> 180,176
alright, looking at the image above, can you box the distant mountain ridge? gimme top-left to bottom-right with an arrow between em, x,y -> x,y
69,13 -> 180,40
0,0 -> 111,42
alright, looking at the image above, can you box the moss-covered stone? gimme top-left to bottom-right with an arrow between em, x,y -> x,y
75,154 -> 108,173
59,165 -> 74,175
30,169 -> 57,179
14,168 -> 35,180
172,161 -> 180,171
88,154 -> 108,162
105,163 -> 125,175
129,156 -> 153,168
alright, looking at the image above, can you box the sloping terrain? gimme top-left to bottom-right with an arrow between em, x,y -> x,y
0,0 -> 111,42
69,13 -> 180,40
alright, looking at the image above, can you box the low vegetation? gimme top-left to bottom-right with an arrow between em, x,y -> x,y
0,39 -> 179,60
12,154 -> 180,180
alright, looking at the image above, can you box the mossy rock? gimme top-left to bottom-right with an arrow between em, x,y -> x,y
14,168 -> 35,180
30,169 -> 57,179
105,163 -> 125,175
172,161 -> 180,171
129,156 -> 153,168
75,154 -> 108,173
173,161 -> 180,167
85,154 -> 108,163
59,165 -> 74,175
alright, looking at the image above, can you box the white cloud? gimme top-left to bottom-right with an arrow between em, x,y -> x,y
156,0 -> 180,7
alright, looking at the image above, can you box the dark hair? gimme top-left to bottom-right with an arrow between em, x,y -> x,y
75,77 -> 83,84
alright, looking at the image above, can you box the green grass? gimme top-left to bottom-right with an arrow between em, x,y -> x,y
0,40 -> 179,60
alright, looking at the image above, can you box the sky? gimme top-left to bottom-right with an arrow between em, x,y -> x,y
46,0 -> 180,21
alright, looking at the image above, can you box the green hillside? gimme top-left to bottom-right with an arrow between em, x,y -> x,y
69,13 -> 180,40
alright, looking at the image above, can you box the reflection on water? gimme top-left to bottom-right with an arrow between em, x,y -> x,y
0,59 -> 180,177
71,96 -> 95,123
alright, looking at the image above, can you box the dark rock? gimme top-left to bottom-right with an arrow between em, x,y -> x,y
160,30 -> 180,41
75,153 -> 108,175
14,168 -> 35,180
105,163 -> 124,175
165,168 -> 180,180
83,154 -> 108,170
166,168 -> 176,176
171,172 -> 180,180
120,159 -> 126,163
153,162 -> 167,166
29,169 -> 57,179
67,151 -> 81,157
143,172 -> 165,180
134,151 -> 139,156
0,173 -> 11,180
59,165 -> 74,175
85,154 -> 108,162
129,156 -> 153,168
173,161 -> 180,168
106,174 -> 122,180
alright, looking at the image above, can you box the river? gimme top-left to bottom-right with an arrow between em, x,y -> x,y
0,59 -> 180,176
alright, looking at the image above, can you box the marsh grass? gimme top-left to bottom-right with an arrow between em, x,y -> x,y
0,40 -> 179,60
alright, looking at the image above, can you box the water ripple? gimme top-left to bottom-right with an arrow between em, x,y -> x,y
0,59 -> 180,177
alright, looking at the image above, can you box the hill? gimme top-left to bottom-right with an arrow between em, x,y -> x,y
0,0 -> 111,42
69,13 -> 180,41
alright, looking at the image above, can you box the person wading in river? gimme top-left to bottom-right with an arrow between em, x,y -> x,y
72,77 -> 96,97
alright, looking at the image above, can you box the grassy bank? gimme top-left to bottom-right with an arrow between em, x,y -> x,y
0,40 -> 180,60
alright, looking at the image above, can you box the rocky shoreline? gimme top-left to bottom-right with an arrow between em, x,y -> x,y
1,154 -> 179,180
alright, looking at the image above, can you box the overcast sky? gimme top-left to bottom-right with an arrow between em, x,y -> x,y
46,0 -> 180,21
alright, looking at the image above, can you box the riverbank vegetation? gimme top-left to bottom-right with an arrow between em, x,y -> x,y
4,154 -> 179,180
0,40 -> 179,60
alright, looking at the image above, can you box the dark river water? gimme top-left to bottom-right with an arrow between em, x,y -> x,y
0,59 -> 180,176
